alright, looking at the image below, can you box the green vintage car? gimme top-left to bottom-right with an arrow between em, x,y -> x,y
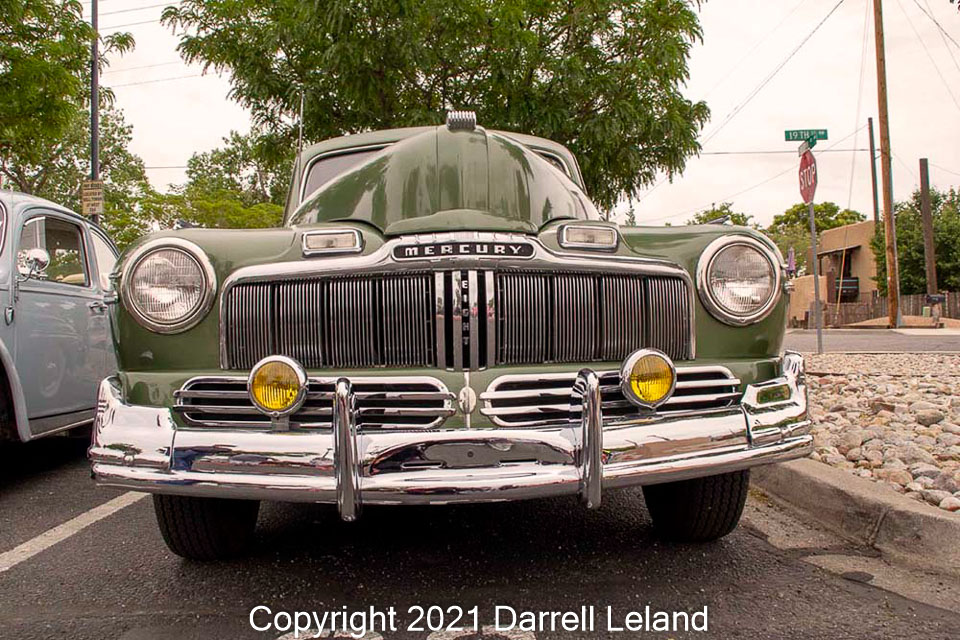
90,112 -> 810,559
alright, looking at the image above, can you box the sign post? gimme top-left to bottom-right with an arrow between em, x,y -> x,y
799,149 -> 823,354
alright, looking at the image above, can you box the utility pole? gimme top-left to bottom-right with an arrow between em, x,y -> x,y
919,158 -> 937,294
83,0 -> 104,226
872,0 -> 900,328
868,117 -> 880,226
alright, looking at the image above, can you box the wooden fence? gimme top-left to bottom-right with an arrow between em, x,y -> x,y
810,292 -> 960,327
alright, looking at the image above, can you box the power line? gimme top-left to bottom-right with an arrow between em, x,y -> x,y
101,2 -> 179,17
847,0 -> 872,210
911,0 -> 960,50
701,148 -> 869,156
923,0 -> 960,76
893,153 -> 919,182
109,73 -> 203,88
896,0 -> 960,114
645,125 -> 867,224
699,0 -> 847,146
102,61 -> 183,75
100,18 -> 162,31
930,162 -> 960,178
701,0 -> 813,100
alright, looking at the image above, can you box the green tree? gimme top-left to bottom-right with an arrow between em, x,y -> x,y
686,202 -> 753,227
182,130 -> 291,207
0,102 -> 154,249
0,0 -> 132,162
162,0 -> 709,211
765,202 -> 865,273
872,187 -> 960,296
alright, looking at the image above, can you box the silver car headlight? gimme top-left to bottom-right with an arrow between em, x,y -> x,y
697,235 -> 781,326
121,238 -> 216,333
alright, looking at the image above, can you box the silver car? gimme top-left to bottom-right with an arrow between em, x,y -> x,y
0,191 -> 118,443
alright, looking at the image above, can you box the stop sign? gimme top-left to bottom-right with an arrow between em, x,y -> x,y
799,150 -> 817,204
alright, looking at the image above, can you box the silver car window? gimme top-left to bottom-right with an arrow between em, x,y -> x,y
90,232 -> 118,291
18,217 -> 90,287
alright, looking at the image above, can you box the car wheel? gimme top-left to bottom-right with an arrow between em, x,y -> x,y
642,469 -> 749,542
153,494 -> 260,560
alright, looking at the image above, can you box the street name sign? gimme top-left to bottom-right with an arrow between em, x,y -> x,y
799,150 -> 817,205
82,180 -> 104,218
784,129 -> 828,143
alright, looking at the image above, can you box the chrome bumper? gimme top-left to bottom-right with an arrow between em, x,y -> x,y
90,354 -> 811,521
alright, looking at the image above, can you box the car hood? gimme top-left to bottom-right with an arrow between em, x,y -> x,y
287,125 -> 598,236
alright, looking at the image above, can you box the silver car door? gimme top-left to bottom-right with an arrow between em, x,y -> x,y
13,212 -> 104,434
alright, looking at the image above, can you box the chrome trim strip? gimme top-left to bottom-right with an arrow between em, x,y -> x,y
696,234 -> 783,326
468,269 -> 479,369
452,270 -> 463,371
121,237 -> 217,334
484,270 -> 496,368
434,271 -> 447,368
334,379 -> 361,521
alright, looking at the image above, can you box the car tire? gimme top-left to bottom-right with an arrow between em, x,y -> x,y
642,469 -> 750,542
153,494 -> 260,560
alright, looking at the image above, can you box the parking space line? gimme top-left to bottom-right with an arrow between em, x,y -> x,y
0,492 -> 148,573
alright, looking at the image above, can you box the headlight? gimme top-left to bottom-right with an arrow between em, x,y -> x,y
620,349 -> 676,408
121,238 -> 216,333
697,236 -> 781,326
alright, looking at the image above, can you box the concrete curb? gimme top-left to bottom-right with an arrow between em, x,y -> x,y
751,459 -> 960,577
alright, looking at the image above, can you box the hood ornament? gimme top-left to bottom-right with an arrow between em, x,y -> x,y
446,110 -> 476,131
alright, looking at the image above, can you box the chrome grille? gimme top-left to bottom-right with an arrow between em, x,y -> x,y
223,275 -> 436,369
222,269 -> 692,370
174,376 -> 456,430
494,271 -> 691,364
480,366 -> 741,427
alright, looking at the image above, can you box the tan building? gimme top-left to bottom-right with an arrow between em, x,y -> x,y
788,220 -> 878,326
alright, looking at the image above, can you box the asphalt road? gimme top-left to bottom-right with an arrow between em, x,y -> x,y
1,437 -> 958,640
785,329 -> 960,353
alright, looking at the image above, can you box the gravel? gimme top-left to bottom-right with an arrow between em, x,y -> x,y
804,353 -> 960,513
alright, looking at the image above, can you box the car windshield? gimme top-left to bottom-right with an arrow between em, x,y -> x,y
301,149 -> 383,202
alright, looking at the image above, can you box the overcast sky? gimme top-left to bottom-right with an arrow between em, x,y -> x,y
97,0 -> 960,228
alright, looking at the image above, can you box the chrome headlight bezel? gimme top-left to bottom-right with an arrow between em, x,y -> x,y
120,237 -> 217,334
696,235 -> 782,326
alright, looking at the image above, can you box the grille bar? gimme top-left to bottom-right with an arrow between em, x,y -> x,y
175,376 -> 456,430
479,366 -> 741,428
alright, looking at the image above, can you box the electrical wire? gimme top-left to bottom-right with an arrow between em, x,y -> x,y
102,61 -> 183,75
896,0 -> 960,114
101,2 -> 179,17
893,153 -> 920,183
109,73 -> 203,88
930,162 -> 960,178
923,0 -> 960,76
699,0 -> 847,146
701,0 -> 813,100
911,0 -> 960,50
644,125 -> 867,224
846,0 -> 872,211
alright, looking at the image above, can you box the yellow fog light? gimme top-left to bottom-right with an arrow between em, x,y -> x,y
620,349 -> 676,408
248,356 -> 307,415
